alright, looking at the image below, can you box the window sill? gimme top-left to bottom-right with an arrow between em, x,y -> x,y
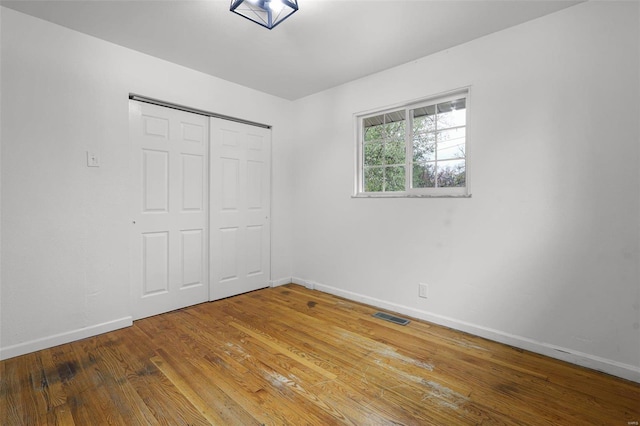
352,193 -> 472,199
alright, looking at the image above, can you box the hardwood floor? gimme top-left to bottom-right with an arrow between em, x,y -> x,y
1,284 -> 639,425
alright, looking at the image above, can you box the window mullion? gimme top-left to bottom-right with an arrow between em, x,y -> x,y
406,107 -> 413,192
359,123 -> 364,192
382,115 -> 387,192
434,106 -> 439,188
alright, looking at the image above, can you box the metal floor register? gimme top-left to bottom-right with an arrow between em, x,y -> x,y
372,311 -> 410,326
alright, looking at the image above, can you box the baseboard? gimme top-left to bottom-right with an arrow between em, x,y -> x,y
310,281 -> 640,383
291,276 -> 316,290
0,316 -> 133,361
269,277 -> 292,287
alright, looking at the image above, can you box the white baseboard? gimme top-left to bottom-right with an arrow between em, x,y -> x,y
309,281 -> 640,383
291,276 -> 316,290
269,277 -> 292,287
0,316 -> 133,361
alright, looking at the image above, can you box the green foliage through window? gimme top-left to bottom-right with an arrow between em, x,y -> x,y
363,111 -> 406,192
359,91 -> 468,196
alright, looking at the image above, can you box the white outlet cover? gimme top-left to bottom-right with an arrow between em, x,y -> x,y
419,283 -> 428,298
87,151 -> 100,167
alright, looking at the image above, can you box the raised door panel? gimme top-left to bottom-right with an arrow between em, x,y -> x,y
246,225 -> 263,276
143,150 -> 169,213
181,122 -> 205,145
182,154 -> 204,211
220,227 -> 239,282
143,115 -> 169,139
181,229 -> 204,288
247,133 -> 263,152
246,160 -> 262,210
142,232 -> 169,296
221,128 -> 240,147
221,158 -> 240,211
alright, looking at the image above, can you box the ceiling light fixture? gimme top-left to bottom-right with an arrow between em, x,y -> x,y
230,0 -> 298,29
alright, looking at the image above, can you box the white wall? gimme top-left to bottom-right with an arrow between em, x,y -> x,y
0,7 -> 294,358
290,1 -> 640,381
2,1 -> 639,383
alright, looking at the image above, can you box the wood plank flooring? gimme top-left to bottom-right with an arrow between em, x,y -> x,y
1,284 -> 639,425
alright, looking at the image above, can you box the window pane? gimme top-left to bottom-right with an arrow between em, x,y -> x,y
384,120 -> 405,143
412,163 -> 435,188
436,98 -> 466,129
437,128 -> 466,160
384,140 -> 405,165
364,142 -> 383,166
364,167 -> 384,192
437,159 -> 466,187
364,111 -> 405,130
413,132 -> 436,162
384,166 -> 405,192
364,125 -> 384,142
364,111 -> 405,143
413,105 -> 436,133
383,110 -> 405,126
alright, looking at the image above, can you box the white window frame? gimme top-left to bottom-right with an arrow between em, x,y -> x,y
354,88 -> 471,198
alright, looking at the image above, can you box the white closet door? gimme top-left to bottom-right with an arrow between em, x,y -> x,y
130,101 -> 209,320
210,118 -> 271,300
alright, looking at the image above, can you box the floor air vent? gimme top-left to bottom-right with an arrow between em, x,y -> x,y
372,311 -> 410,326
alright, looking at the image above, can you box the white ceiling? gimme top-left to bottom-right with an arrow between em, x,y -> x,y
1,0 -> 581,100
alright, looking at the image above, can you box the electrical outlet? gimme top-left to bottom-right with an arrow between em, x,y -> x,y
419,283 -> 428,298
87,151 -> 100,167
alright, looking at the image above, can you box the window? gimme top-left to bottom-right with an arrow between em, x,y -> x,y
355,89 -> 469,197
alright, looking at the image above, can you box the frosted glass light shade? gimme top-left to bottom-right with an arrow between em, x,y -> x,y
230,0 -> 299,29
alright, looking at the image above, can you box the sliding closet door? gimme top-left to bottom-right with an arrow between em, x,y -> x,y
130,101 -> 209,320
210,118 -> 271,300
